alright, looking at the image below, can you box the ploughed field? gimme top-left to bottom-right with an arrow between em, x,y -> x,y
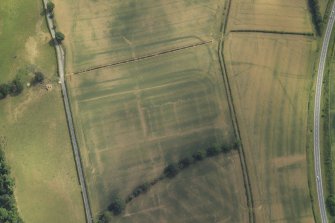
56,0 -> 250,222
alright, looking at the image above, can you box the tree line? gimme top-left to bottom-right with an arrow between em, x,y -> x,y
307,0 -> 323,36
46,2 -> 65,44
0,72 -> 44,101
0,147 -> 23,223
97,142 -> 239,222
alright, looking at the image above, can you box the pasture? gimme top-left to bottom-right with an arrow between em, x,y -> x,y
224,32 -> 316,222
67,43 -> 246,222
0,0 -> 85,222
54,0 -> 226,72
226,0 -> 313,33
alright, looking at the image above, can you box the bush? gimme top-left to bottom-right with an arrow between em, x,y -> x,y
131,182 -> 150,198
164,163 -> 179,178
178,157 -> 191,169
55,32 -> 65,43
46,2 -> 55,13
192,150 -> 205,161
97,211 -> 112,223
0,84 -> 11,99
308,0 -> 322,35
9,78 -> 23,96
206,146 -> 221,157
108,195 -> 125,216
221,144 -> 232,153
33,72 -> 44,85
326,194 -> 335,216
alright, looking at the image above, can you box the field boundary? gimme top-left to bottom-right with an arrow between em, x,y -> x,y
230,29 -> 314,37
217,3 -> 255,223
71,40 -> 212,75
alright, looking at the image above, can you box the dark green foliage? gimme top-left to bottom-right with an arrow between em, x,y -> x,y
178,157 -> 191,169
327,194 -> 335,216
108,195 -> 125,216
164,163 -> 179,178
46,2 -> 55,13
97,211 -> 112,223
55,32 -> 65,43
221,144 -> 232,153
0,149 -> 23,222
206,145 -> 221,157
192,150 -> 205,161
32,72 -> 44,85
9,78 -> 23,96
0,84 -> 10,99
307,0 -> 322,36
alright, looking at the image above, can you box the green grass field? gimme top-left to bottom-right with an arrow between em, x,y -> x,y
0,1 -> 85,222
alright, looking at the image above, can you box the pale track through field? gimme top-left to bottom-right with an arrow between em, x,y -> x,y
71,40 -> 212,75
42,1 -> 93,222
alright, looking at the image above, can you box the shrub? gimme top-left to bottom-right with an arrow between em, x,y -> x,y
192,150 -> 205,161
221,144 -> 232,153
164,163 -> 179,178
178,157 -> 191,169
55,32 -> 65,43
33,72 -> 44,85
206,146 -> 221,157
0,84 -> 10,98
9,78 -> 23,96
108,195 -> 125,215
326,194 -> 335,216
46,2 -> 55,13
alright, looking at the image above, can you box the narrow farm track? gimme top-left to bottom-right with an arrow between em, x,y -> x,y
218,1 -> 255,223
72,40 -> 212,75
42,1 -> 93,223
314,2 -> 335,223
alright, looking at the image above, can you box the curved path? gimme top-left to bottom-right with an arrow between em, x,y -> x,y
42,1 -> 93,222
314,2 -> 335,223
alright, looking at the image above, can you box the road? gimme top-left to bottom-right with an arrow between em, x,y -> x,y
42,1 -> 93,223
314,2 -> 335,223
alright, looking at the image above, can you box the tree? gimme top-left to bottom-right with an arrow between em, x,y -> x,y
206,145 -> 221,157
33,72 -> 45,85
97,211 -> 112,223
326,194 -> 335,216
108,195 -> 125,215
0,83 -> 10,98
55,32 -> 65,43
192,150 -> 205,161
163,163 -> 179,178
9,78 -> 23,96
46,2 -> 55,13
221,143 -> 232,153
178,157 -> 191,169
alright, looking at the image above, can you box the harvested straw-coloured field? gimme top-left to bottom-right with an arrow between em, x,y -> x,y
224,32 -> 316,222
55,0 -> 226,73
226,0 -> 313,33
68,44 -> 247,221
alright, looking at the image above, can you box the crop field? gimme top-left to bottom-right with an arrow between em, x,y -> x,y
55,0 -> 226,73
67,43 -> 249,221
0,1 -> 85,222
224,32 -> 316,222
226,0 -> 313,33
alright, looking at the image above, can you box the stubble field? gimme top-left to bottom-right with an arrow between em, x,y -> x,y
226,0 -> 313,33
224,32 -> 316,222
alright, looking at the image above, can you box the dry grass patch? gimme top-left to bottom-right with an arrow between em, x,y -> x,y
224,32 -> 316,222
